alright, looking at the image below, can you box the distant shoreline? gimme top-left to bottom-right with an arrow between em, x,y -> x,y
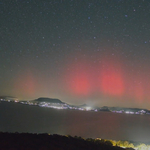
1,97 -> 150,115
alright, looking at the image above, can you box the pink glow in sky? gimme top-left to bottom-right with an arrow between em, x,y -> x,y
62,52 -> 150,108
12,52 -> 150,109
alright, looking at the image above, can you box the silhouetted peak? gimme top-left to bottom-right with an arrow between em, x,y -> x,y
35,97 -> 63,103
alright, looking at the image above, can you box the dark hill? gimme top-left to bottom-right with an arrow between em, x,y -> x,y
35,97 -> 63,103
0,132 -> 127,150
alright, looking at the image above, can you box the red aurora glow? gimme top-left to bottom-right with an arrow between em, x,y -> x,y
13,53 -> 150,106
65,55 -> 125,97
64,53 -> 150,103
65,62 -> 91,96
99,58 -> 124,96
14,70 -> 37,97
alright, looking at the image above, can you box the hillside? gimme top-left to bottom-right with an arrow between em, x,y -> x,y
0,132 -> 127,150
34,97 -> 63,104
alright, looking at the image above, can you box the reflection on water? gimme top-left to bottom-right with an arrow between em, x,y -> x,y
0,102 -> 150,142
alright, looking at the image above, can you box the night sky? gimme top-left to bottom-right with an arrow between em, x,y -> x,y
1,0 -> 150,109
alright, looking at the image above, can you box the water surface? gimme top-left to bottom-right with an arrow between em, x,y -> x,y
0,102 -> 150,142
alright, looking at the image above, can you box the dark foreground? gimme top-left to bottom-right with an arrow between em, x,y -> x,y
0,132 -> 131,150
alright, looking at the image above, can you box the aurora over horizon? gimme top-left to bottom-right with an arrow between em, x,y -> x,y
1,0 -> 150,109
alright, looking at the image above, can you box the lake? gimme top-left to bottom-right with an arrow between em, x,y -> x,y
0,102 -> 150,143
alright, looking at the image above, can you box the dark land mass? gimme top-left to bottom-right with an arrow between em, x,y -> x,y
34,97 -> 64,104
0,132 -> 131,150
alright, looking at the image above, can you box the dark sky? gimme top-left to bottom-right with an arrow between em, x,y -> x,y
1,0 -> 150,108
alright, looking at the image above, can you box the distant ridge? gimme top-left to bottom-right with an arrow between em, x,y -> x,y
0,96 -> 17,101
34,97 -> 63,104
0,96 -> 17,99
1,96 -> 150,114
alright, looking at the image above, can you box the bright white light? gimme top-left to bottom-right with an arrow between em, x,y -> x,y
85,107 -> 92,111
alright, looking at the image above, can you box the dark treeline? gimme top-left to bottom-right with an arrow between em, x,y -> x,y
0,132 -> 132,150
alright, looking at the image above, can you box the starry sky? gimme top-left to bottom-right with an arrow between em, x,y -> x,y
1,0 -> 150,108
